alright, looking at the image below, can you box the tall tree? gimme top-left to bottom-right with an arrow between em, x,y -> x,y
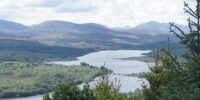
94,72 -> 126,100
43,93 -> 51,100
142,46 -> 180,100
142,0 -> 200,99
170,0 -> 200,89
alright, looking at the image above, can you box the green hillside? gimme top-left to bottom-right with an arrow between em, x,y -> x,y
0,39 -> 94,62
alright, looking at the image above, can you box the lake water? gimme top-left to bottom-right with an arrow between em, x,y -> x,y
3,50 -> 151,100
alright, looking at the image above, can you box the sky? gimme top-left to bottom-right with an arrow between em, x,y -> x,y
0,0 -> 195,27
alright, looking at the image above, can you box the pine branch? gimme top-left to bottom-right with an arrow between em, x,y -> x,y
162,49 -> 182,68
184,2 -> 198,18
170,27 -> 184,40
170,23 -> 187,37
185,9 -> 198,18
190,20 -> 199,26
188,18 -> 193,32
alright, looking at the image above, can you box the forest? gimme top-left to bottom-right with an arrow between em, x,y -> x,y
0,61 -> 100,99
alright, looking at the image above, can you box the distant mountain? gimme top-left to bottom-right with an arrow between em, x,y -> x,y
116,21 -> 188,35
0,19 -> 188,50
0,19 -> 28,32
0,19 -> 189,62
113,26 -> 133,30
15,20 -> 146,49
17,20 -> 112,37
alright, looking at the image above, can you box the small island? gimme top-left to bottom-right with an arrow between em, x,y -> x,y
120,57 -> 153,62
126,73 -> 146,79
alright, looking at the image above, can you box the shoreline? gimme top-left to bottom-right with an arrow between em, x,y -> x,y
1,50 -> 150,100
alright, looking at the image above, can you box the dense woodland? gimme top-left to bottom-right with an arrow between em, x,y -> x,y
0,62 -> 100,99
43,0 -> 200,100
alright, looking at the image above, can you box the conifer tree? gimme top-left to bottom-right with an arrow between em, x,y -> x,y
142,45 -> 179,100
170,0 -> 200,91
43,93 -> 51,100
142,0 -> 200,99
95,64 -> 126,100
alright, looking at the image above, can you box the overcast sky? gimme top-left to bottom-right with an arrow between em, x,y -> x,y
0,0 -> 194,27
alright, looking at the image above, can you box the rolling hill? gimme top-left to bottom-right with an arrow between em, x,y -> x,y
0,39 -> 94,62
0,19 -> 28,32
115,21 -> 188,35
16,21 -> 112,36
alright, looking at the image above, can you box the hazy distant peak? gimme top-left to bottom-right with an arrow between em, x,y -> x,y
0,19 -> 28,31
145,21 -> 161,24
113,21 -> 188,35
135,21 -> 168,29
38,20 -> 77,26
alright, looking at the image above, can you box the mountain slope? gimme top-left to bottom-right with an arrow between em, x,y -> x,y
14,20 -> 144,49
0,39 -> 94,62
17,20 -> 112,37
17,20 -> 187,50
0,19 -> 28,32
116,21 -> 188,35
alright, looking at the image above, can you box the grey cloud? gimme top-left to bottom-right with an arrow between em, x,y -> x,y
55,6 -> 97,13
0,0 -> 190,27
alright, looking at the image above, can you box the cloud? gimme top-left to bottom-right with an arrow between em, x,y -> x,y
0,0 -> 195,27
55,0 -> 98,13
0,0 -> 65,8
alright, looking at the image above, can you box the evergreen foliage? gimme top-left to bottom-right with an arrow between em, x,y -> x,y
94,72 -> 126,100
51,83 -> 96,100
43,93 -> 51,100
44,70 -> 126,100
43,83 -> 96,100
143,0 -> 200,100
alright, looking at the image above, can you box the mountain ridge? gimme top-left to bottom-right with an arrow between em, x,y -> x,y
0,19 -> 187,50
114,21 -> 188,35
0,19 -> 28,32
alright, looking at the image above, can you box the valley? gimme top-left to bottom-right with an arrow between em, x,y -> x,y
0,19 -> 188,99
